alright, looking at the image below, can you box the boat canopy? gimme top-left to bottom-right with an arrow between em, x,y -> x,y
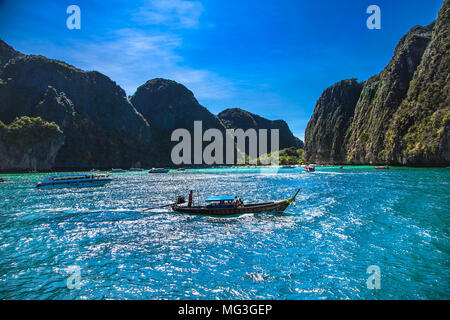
205,196 -> 235,202
42,174 -> 96,181
46,174 -> 91,178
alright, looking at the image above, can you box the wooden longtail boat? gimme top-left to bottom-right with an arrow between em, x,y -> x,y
171,189 -> 300,215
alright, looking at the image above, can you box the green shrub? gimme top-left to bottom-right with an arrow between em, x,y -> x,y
0,116 -> 62,147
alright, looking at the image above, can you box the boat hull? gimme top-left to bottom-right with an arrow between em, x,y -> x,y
149,169 -> 170,173
172,199 -> 292,215
36,178 -> 112,189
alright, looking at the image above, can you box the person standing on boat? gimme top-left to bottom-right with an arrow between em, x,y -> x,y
233,196 -> 239,208
188,190 -> 194,207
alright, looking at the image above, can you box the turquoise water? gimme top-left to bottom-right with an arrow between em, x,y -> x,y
0,167 -> 449,299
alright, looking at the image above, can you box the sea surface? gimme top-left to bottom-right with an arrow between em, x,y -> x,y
0,167 -> 449,299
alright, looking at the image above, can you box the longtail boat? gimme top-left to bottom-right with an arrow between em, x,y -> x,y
171,189 -> 300,215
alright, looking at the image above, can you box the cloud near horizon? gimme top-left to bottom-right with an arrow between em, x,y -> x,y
132,0 -> 204,29
55,1 -> 235,101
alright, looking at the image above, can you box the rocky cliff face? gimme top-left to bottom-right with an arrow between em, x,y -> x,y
131,78 -> 223,133
304,79 -> 363,163
0,117 -> 64,171
345,23 -> 434,163
385,1 -> 450,165
130,78 -> 226,164
0,53 -> 154,169
304,0 -> 449,166
218,108 -> 303,150
0,39 -> 22,68
0,43 -> 304,170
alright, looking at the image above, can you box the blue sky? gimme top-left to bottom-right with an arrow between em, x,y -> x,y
0,0 -> 444,140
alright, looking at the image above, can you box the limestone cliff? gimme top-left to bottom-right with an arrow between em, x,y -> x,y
131,78 -> 226,164
304,0 -> 449,166
385,1 -> 450,165
345,23 -> 434,163
0,53 -> 154,169
0,117 -> 64,171
304,79 -> 363,163
217,108 -> 303,150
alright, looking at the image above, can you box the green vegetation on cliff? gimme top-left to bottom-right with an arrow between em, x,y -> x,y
0,116 -> 65,171
304,0 -> 449,166
384,1 -> 450,165
0,116 -> 62,147
257,147 -> 305,165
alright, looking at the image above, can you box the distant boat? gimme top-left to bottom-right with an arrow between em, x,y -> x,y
111,168 -> 127,173
149,168 -> 170,173
375,165 -> 389,170
177,168 -> 186,171
171,189 -> 300,215
36,174 -> 112,189
129,168 -> 144,171
90,169 -> 101,173
303,165 -> 315,172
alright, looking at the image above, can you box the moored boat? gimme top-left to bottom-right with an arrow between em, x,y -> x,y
149,168 -> 170,173
375,165 -> 389,170
111,168 -> 127,173
171,189 -> 300,215
303,165 -> 315,172
130,168 -> 144,171
36,174 -> 112,189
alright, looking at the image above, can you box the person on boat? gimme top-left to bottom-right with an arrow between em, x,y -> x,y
188,190 -> 193,207
233,196 -> 239,208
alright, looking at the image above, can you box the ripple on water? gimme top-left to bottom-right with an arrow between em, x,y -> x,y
0,168 -> 449,299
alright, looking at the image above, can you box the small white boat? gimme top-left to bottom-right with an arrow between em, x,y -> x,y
149,168 -> 170,173
303,165 -> 315,172
36,174 -> 112,189
130,168 -> 144,172
111,168 -> 127,173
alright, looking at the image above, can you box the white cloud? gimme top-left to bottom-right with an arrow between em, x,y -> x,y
27,1 -> 233,104
61,28 -> 234,101
133,0 -> 204,29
